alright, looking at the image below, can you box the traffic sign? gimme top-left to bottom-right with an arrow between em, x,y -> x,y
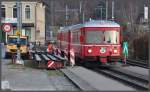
2,23 -> 12,32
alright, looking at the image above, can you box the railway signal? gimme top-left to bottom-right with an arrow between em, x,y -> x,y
123,41 -> 128,57
123,41 -> 128,64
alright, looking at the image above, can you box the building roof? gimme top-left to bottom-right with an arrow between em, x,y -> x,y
1,0 -> 49,7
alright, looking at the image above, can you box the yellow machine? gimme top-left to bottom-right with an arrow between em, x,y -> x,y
5,35 -> 29,58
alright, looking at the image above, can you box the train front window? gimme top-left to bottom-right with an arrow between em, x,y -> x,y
8,38 -> 17,44
85,30 -> 119,44
20,38 -> 27,45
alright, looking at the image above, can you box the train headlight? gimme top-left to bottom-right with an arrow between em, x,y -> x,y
114,49 -> 118,53
100,47 -> 106,53
88,49 -> 92,53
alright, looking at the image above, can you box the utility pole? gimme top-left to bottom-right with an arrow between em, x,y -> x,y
16,0 -> 24,65
79,0 -> 83,23
82,12 -> 85,23
65,5 -> 68,26
100,6 -> 103,20
105,0 -> 108,20
112,0 -> 114,20
55,5 -> 79,26
79,1 -> 82,14
0,1 -> 2,61
51,0 -> 54,26
0,2 -> 2,42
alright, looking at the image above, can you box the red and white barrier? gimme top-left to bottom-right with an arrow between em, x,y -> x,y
47,60 -> 64,69
47,60 -> 54,68
70,49 -> 75,67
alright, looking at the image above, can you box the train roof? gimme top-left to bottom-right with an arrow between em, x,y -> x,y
84,20 -> 120,27
59,20 -> 120,32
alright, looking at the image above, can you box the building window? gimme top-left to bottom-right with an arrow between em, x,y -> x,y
13,5 -> 17,18
25,27 -> 31,40
25,5 -> 30,19
1,5 -> 5,18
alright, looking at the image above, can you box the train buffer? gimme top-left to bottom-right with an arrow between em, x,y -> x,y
33,53 -> 66,69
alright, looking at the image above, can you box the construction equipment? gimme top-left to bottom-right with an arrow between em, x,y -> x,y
5,35 -> 29,58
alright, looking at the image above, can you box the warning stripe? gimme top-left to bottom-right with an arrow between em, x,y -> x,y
70,49 -> 75,66
48,61 -> 54,68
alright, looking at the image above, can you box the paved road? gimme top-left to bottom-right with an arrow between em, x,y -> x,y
1,59 -> 56,91
1,59 -> 79,91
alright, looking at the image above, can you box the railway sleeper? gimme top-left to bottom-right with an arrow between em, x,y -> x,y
33,53 -> 65,69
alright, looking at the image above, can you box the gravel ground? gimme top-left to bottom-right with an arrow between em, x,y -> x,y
1,59 -> 79,91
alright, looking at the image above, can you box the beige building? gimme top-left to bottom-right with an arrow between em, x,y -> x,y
1,0 -> 49,44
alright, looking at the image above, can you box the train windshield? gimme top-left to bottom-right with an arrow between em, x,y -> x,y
85,30 -> 119,44
8,37 -> 27,45
20,38 -> 27,45
8,38 -> 17,44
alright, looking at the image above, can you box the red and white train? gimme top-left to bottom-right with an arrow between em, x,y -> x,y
56,20 -> 123,65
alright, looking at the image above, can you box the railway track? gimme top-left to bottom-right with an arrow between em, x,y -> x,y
93,67 -> 149,90
126,59 -> 149,69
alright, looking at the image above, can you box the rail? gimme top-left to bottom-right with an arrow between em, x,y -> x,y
93,68 -> 149,90
126,59 -> 149,69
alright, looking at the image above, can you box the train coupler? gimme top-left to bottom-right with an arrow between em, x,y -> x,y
100,57 -> 107,63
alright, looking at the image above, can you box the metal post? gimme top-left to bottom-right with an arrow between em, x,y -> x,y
83,12 -> 85,23
79,1 -> 82,23
100,6 -> 103,20
35,3 -> 37,43
65,5 -> 68,26
0,1 -> 2,61
112,0 -> 114,20
105,0 -> 108,20
79,1 -> 82,14
0,2 -> 2,42
16,0 -> 24,65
